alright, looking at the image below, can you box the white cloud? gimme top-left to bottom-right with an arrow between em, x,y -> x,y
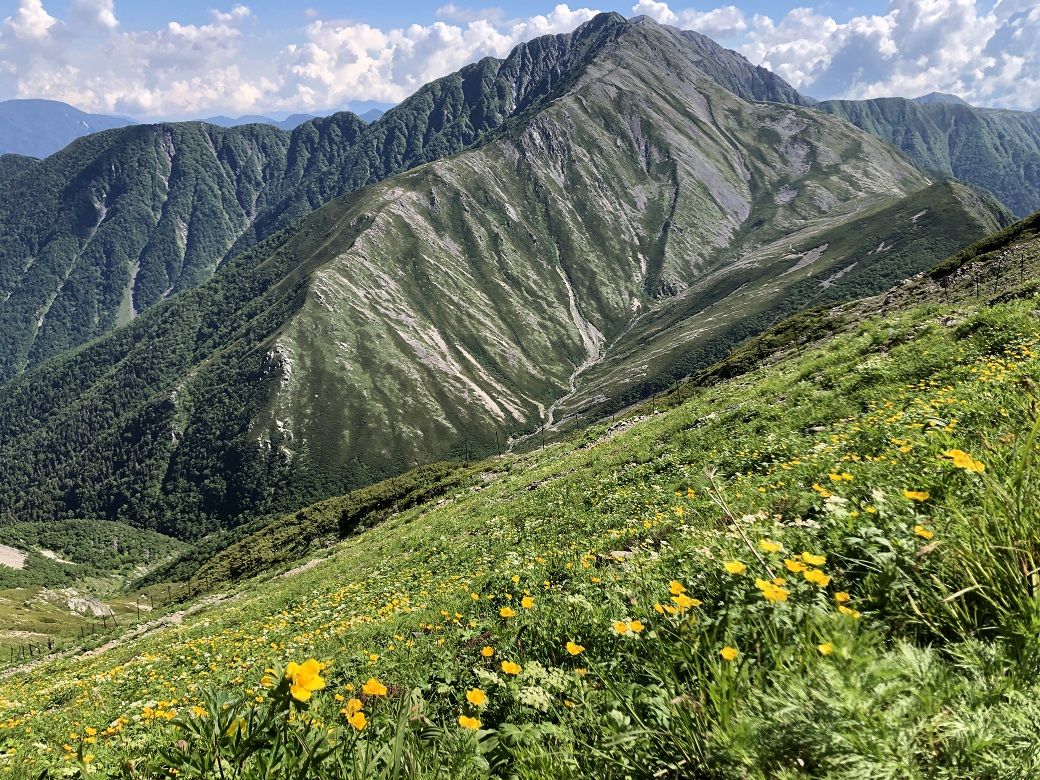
69,0 -> 118,31
634,0 -> 1040,111
4,0 -> 57,41
632,0 -> 677,25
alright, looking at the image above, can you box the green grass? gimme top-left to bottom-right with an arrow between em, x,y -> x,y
1,226 -> 1040,777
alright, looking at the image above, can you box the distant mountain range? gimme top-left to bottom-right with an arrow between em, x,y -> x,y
0,13 -> 1009,536
0,99 -> 133,159
201,114 -> 318,131
0,102 -> 392,162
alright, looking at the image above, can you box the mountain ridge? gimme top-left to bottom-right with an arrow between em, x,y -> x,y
0,99 -> 134,158
0,14 -> 1007,538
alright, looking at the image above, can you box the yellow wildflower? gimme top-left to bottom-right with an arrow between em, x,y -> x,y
758,539 -> 783,553
628,620 -> 645,633
459,715 -> 482,730
480,646 -> 494,657
834,591 -> 851,603
671,593 -> 701,611
914,525 -> 935,540
784,558 -> 808,573
613,621 -> 630,635
838,605 -> 861,619
501,661 -> 522,675
668,580 -> 686,595
801,552 -> 826,567
466,688 -> 487,707
943,449 -> 985,473
803,569 -> 831,587
817,643 -> 833,656
723,560 -> 747,575
566,641 -> 585,656
521,596 -> 534,609
347,711 -> 367,731
285,659 -> 326,702
720,646 -> 739,661
903,490 -> 929,502
362,678 -> 387,697
500,606 -> 517,618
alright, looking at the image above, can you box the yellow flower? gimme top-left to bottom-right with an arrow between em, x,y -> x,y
723,560 -> 747,575
466,688 -> 487,706
803,569 -> 831,587
755,578 -> 789,603
668,580 -> 686,595
784,558 -> 808,573
914,525 -> 935,540
817,643 -> 833,656
801,552 -> 826,567
812,483 -> 833,498
500,606 -> 517,618
628,620 -> 645,633
84,728 -> 96,737
480,646 -> 494,657
720,646 -> 739,662
834,591 -> 851,604
362,678 -> 388,697
347,711 -> 367,731
458,715 -> 481,730
520,596 -> 534,609
342,698 -> 363,716
285,659 -> 326,702
613,621 -> 630,635
838,604 -> 862,619
903,490 -> 929,502
758,539 -> 783,553
501,660 -> 522,675
671,593 -> 701,611
943,449 -> 985,473
566,641 -> 585,656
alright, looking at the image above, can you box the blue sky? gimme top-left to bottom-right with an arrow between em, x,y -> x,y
0,1 -> 1036,118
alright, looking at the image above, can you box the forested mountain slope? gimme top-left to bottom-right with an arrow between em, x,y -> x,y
0,14 -> 1006,539
820,97 -> 1040,217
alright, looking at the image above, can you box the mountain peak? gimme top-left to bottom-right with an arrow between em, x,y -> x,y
913,91 -> 971,106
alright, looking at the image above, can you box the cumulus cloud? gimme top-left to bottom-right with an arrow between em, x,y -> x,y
636,0 -> 1040,111
4,0 -> 57,41
0,0 -> 1038,118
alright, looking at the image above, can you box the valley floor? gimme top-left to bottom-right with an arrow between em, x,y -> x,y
3,228 -> 1040,777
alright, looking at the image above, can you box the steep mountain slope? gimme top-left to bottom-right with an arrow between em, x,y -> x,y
0,14 -> 1005,538
3,213 -> 1040,778
0,99 -> 133,158
820,97 -> 1040,217
0,122 -> 293,376
0,16 -> 631,378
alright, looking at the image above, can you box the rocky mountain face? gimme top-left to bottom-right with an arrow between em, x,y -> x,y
0,14 -> 1008,538
820,97 -> 1040,217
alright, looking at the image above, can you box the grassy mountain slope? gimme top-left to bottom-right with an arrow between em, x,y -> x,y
820,97 -> 1040,217
554,180 -> 1006,421
0,16 -> 1007,540
2,214 -> 1040,777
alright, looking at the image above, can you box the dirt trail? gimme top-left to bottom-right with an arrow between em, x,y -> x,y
0,544 -> 26,570
0,593 -> 235,679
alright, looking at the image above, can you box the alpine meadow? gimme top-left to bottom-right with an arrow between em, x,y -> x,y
0,3 -> 1039,778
